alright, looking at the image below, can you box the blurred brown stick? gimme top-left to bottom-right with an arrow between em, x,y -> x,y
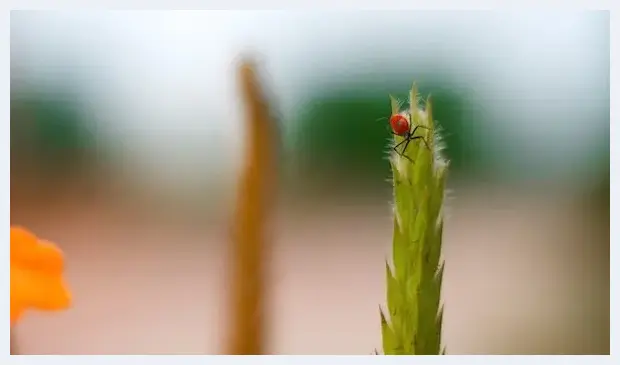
226,58 -> 278,354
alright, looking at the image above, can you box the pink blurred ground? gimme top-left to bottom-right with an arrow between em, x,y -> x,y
11,188 -> 609,354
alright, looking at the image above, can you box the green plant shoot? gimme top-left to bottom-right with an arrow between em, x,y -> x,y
380,84 -> 449,355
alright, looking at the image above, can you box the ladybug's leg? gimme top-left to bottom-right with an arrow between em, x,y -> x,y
391,138 -> 414,185
409,125 -> 431,151
389,131 -> 416,183
410,125 -> 430,134
408,135 -> 431,151
399,137 -> 412,158
392,136 -> 409,150
393,146 -> 413,163
392,137 -> 413,162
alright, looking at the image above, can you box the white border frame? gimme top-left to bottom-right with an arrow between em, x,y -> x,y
3,3 -> 616,361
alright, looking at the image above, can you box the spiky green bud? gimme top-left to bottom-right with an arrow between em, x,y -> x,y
381,84 -> 449,355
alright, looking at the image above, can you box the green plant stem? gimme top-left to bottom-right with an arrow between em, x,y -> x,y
381,85 -> 449,355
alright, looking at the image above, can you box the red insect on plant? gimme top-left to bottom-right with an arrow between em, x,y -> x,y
388,113 -> 431,162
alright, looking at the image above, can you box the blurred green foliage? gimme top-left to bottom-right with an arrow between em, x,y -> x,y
11,91 -> 96,175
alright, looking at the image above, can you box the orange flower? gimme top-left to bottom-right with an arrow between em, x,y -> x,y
10,226 -> 71,325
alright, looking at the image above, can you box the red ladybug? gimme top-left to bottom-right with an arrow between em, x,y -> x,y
389,114 -> 410,136
387,113 -> 430,162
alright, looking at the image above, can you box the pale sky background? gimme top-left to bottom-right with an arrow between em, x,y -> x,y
10,11 -> 609,190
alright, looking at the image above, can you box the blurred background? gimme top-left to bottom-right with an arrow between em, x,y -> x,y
10,10 -> 609,354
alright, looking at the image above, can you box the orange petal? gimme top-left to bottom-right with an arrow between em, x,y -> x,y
10,226 -> 38,252
11,227 -> 64,275
10,226 -> 71,324
12,266 -> 71,309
